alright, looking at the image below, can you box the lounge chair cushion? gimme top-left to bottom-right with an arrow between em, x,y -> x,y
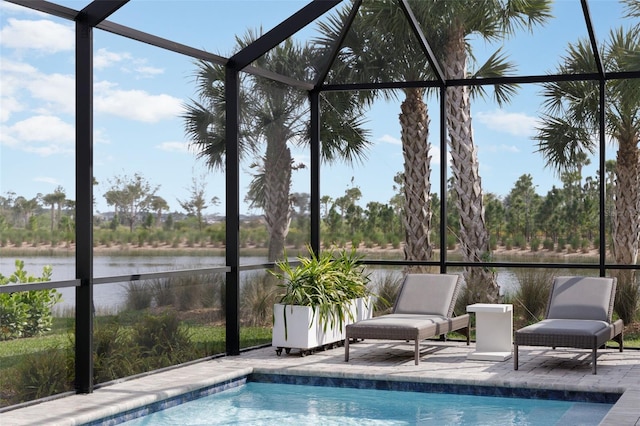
346,313 -> 470,346
517,319 -> 609,337
346,315 -> 444,340
546,276 -> 613,321
394,274 -> 458,317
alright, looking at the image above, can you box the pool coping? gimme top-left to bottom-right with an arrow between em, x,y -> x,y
81,370 -> 623,425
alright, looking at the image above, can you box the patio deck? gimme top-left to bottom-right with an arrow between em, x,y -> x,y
2,340 -> 639,425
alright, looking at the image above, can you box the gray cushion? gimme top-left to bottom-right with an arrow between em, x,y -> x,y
518,319 -> 609,337
349,314 -> 447,329
547,276 -> 613,321
394,274 -> 458,316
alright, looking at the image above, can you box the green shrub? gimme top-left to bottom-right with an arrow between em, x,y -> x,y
613,270 -> 639,325
530,238 -> 540,252
351,233 -> 363,249
569,236 -> 581,252
446,234 -> 457,250
581,239 -> 590,253
389,236 -> 401,249
93,321 -> 141,383
7,346 -> 73,404
132,312 -> 198,367
0,295 -> 28,340
372,273 -> 402,314
512,268 -> 556,325
0,260 -> 61,340
489,236 -> 498,251
174,275 -> 205,311
513,234 -> 526,249
240,273 -> 278,327
504,237 -> 512,250
124,281 -> 153,311
372,232 -> 386,247
150,278 -> 175,306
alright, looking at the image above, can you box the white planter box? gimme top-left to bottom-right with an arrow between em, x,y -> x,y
272,297 -> 373,352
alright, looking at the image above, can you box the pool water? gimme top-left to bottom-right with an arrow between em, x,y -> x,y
120,382 -> 612,426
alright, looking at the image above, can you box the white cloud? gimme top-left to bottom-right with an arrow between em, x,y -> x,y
0,96 -> 23,122
430,144 -> 453,166
27,73 -> 75,114
94,49 -> 164,79
94,87 -> 183,122
156,141 -> 190,153
33,176 -> 61,185
378,134 -> 401,145
0,58 -> 38,75
94,48 -> 132,70
483,144 -> 521,153
292,153 -> 309,168
475,109 -> 538,137
0,59 -> 75,117
0,2 -> 48,17
94,128 -> 111,145
0,18 -> 74,53
376,134 -> 450,165
1,115 -> 75,156
135,65 -> 164,77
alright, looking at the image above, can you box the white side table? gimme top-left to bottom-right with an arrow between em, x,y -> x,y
466,303 -> 513,361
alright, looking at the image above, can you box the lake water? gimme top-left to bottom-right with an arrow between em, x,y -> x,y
0,255 -> 242,312
1,255 -> 547,312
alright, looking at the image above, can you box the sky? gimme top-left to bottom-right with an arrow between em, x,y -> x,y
0,0 -> 635,217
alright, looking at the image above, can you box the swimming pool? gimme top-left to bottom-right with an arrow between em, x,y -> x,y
87,374 -> 618,426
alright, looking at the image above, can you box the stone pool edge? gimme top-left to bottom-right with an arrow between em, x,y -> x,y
82,366 -> 627,426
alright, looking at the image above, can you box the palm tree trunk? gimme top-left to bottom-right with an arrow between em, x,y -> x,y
264,134 -> 292,262
612,139 -> 640,265
445,25 -> 499,303
612,137 -> 640,324
399,87 -> 433,272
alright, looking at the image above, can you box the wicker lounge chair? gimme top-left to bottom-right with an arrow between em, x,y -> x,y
514,276 -> 624,375
344,273 -> 470,365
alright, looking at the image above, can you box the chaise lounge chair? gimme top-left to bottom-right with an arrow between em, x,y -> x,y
514,276 -> 624,375
344,273 -> 470,365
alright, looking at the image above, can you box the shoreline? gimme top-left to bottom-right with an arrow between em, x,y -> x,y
0,242 -> 602,260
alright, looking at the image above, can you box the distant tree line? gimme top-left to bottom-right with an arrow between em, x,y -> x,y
0,163 -> 616,256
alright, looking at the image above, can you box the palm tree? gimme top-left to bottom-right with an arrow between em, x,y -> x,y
315,3 -> 437,270
42,192 -> 57,232
150,196 -> 169,228
184,30 -> 371,262
429,0 -> 552,303
51,186 -> 66,229
534,22 -> 640,323
318,1 -> 551,299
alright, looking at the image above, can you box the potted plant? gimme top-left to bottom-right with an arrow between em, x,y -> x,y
270,246 -> 373,355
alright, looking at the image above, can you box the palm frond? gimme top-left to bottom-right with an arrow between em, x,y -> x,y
501,0 -> 554,35
533,114 -> 597,174
622,0 -> 640,19
469,48 -> 519,106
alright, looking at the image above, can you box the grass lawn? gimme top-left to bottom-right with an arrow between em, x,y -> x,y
0,318 -> 272,373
